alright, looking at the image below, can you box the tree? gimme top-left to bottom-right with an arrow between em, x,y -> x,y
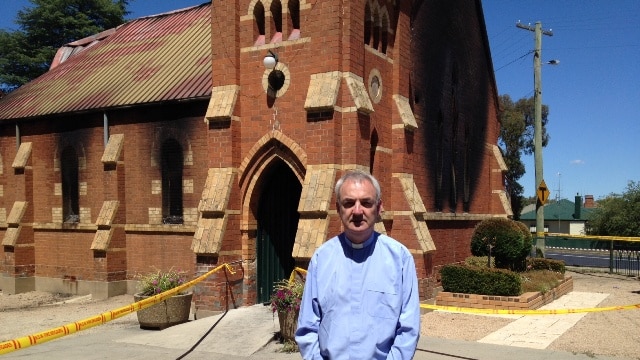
470,217 -> 532,271
0,0 -> 129,92
588,181 -> 640,237
498,94 -> 549,220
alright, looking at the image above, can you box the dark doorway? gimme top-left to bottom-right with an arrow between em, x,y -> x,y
256,160 -> 301,304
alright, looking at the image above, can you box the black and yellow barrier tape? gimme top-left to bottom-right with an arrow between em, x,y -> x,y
0,263 -> 236,355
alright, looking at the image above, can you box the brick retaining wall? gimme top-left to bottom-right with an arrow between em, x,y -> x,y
435,276 -> 573,310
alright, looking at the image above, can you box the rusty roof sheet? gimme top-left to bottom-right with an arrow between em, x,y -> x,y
0,3 -> 212,121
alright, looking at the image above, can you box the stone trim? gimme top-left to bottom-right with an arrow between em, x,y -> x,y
2,226 -> 21,246
343,72 -> 374,114
296,165 -> 337,213
191,168 -> 236,254
101,134 -> 124,164
304,71 -> 341,112
12,142 -> 32,169
293,165 -> 338,259
490,144 -> 507,172
494,190 -> 513,217
6,201 -> 27,225
191,216 -> 228,254
2,201 -> 27,245
91,229 -> 113,250
374,220 -> 387,234
393,173 -> 436,253
198,168 -> 235,215
95,200 -> 119,227
393,94 -> 418,130
205,85 -> 240,122
293,217 -> 329,259
395,173 -> 427,214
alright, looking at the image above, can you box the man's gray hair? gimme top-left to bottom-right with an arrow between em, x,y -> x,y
334,169 -> 381,203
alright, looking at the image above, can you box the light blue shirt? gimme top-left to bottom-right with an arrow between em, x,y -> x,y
295,232 -> 420,359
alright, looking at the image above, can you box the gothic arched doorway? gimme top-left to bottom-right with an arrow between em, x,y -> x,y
256,160 -> 302,303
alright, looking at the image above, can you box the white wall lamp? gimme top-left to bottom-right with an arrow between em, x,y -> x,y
263,50 -> 278,69
263,50 -> 285,96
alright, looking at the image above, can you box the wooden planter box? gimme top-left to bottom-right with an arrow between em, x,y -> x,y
134,292 -> 193,330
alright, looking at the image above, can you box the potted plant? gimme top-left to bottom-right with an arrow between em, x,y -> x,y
133,268 -> 193,330
269,279 -> 304,341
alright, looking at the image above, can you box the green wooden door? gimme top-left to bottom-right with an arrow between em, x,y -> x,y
256,161 -> 301,304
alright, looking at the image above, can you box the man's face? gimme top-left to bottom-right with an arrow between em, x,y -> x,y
337,178 -> 382,243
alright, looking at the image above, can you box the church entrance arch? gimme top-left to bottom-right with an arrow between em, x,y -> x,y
255,160 -> 302,304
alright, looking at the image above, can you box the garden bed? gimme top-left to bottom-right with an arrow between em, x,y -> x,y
435,275 -> 573,310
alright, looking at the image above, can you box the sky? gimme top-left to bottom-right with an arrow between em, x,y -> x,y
1,1 -> 638,201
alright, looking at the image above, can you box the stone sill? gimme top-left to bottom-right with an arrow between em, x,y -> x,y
435,276 -> 573,310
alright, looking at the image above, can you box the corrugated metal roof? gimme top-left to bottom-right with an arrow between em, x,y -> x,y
520,199 -> 595,221
0,3 -> 212,121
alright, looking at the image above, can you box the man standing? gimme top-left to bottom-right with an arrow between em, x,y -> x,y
295,170 -> 420,359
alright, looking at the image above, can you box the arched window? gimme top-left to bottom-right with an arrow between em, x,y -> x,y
364,3 -> 372,45
161,139 -> 183,224
61,146 -> 79,223
270,0 -> 283,43
254,1 -> 266,46
288,0 -> 300,40
370,129 -> 379,175
372,8 -> 381,50
380,11 -> 389,54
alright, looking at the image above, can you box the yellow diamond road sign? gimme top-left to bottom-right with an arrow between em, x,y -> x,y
537,179 -> 550,205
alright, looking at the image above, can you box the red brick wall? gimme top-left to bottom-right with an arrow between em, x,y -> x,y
1,1 -> 506,313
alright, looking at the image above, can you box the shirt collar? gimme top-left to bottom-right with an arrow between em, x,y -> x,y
342,232 -> 376,249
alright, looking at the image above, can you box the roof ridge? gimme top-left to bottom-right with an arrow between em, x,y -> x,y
133,2 -> 209,21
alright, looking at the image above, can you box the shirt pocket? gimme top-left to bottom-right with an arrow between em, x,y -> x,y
366,285 -> 399,319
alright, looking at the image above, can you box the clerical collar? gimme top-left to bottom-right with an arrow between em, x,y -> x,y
351,242 -> 364,249
343,232 -> 376,249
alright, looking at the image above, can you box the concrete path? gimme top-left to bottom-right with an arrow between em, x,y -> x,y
478,291 -> 609,349
2,292 -> 632,360
117,304 -> 278,357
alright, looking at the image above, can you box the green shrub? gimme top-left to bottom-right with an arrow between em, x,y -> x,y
470,218 -> 531,271
440,264 -> 521,296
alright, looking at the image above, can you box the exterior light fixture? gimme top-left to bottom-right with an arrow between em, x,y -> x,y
262,50 -> 285,96
263,50 -> 278,70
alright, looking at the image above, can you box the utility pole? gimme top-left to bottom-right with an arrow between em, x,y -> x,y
517,21 -> 553,257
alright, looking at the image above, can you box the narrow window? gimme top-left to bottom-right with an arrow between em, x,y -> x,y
380,12 -> 389,54
270,0 -> 283,43
370,129 -> 379,175
61,146 -> 79,223
288,0 -> 300,40
372,8 -> 381,50
254,1 -> 266,46
161,139 -> 183,224
364,3 -> 372,45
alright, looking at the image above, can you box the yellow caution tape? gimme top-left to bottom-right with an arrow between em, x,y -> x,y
288,268 -> 640,315
288,267 -> 307,284
0,262 -> 236,355
421,302 -> 640,315
545,233 -> 640,242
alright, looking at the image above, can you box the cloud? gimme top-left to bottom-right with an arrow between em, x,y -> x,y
570,159 -> 585,165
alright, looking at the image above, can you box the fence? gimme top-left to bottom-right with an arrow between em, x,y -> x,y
544,233 -> 640,276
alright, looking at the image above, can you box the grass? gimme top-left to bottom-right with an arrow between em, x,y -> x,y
277,339 -> 299,353
520,269 -> 565,294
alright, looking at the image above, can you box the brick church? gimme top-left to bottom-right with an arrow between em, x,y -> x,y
0,0 -> 510,316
